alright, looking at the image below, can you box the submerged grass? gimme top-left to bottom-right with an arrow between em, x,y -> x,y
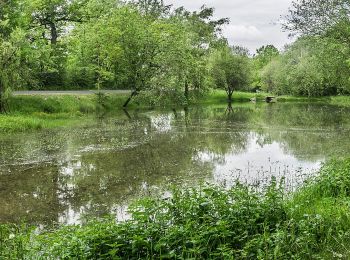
1,158 -> 350,259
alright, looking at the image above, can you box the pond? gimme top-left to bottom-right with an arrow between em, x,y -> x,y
1,102 -> 350,226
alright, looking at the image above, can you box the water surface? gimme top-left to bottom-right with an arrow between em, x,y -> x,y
1,103 -> 350,225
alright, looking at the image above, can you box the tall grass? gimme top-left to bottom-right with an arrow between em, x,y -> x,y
1,158 -> 350,259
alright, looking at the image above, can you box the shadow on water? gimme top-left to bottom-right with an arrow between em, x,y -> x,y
1,102 -> 350,225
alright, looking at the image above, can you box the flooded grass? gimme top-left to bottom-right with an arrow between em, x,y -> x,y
1,158 -> 350,259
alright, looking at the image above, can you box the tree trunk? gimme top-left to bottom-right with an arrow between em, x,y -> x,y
184,106 -> 189,127
123,90 -> 139,108
226,101 -> 233,114
123,108 -> 132,119
228,90 -> 233,102
0,83 -> 3,113
184,80 -> 189,102
0,92 -> 3,114
0,86 -> 6,114
49,22 -> 58,45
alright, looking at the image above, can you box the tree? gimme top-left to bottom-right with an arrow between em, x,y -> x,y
67,4 -> 175,106
260,37 -> 350,96
170,5 -> 229,102
252,45 -> 280,90
255,45 -> 279,67
66,2 -> 228,107
25,0 -> 88,45
209,46 -> 252,102
0,1 -> 33,113
0,30 -> 32,113
284,0 -> 350,36
20,0 -> 90,88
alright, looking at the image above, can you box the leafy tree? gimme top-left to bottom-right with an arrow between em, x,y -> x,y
263,0 -> 350,97
0,30 -> 32,113
66,2 -> 228,107
255,45 -> 279,68
17,0 -> 90,88
284,0 -> 350,36
261,37 -> 350,96
0,2 -> 33,113
252,45 -> 280,90
170,5 -> 229,102
25,0 -> 88,45
209,46 -> 252,102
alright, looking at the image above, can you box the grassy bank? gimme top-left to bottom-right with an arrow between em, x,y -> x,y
275,94 -> 350,107
0,113 -> 86,133
0,94 -> 129,132
1,158 -> 350,259
202,90 -> 350,107
196,90 -> 270,104
8,94 -> 129,114
2,91 -> 350,132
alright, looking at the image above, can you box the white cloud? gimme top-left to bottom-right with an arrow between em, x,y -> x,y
224,24 -> 263,41
163,0 -> 295,52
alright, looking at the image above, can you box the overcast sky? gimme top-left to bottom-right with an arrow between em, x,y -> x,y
163,0 -> 294,53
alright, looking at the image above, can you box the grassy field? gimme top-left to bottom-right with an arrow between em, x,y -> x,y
1,158 -> 350,259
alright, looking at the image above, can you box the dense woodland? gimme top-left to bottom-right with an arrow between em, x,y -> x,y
0,0 -> 350,112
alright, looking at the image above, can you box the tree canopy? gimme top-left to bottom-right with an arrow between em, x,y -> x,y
209,46 -> 252,101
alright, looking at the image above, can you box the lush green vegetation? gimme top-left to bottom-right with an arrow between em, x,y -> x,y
1,0 -> 350,257
0,158 -> 350,259
0,0 -> 239,111
258,0 -> 350,96
0,93 -> 130,132
1,0 -> 350,112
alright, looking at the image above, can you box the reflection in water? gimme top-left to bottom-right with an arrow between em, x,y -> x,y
202,133 -> 322,190
1,103 -> 350,226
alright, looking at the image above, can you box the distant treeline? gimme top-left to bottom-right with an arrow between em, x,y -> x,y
258,0 -> 350,97
0,0 -> 350,111
0,0 -> 239,109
